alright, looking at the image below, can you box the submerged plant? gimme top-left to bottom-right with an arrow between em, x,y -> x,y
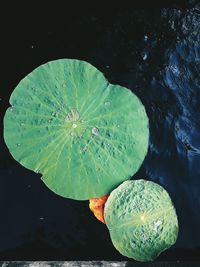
3,58 -> 178,261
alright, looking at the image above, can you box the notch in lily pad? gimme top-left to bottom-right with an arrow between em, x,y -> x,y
3,58 -> 149,200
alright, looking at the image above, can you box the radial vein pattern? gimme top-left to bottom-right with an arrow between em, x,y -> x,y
104,180 -> 179,261
3,59 -> 149,200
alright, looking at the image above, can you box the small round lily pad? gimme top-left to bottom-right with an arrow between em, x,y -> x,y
3,59 -> 149,200
104,179 -> 179,261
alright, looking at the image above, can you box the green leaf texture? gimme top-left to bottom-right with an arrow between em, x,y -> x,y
104,180 -> 179,261
3,59 -> 149,200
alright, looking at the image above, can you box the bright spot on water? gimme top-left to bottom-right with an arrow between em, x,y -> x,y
169,64 -> 180,76
141,52 -> 148,60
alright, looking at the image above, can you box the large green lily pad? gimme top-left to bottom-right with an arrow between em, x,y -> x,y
104,180 -> 179,261
3,59 -> 149,200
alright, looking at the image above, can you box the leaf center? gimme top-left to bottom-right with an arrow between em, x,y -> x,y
65,108 -> 80,122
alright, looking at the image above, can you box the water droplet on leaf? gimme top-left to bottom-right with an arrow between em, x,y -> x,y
104,101 -> 111,106
106,130 -> 113,138
92,127 -> 99,136
72,123 -> 77,128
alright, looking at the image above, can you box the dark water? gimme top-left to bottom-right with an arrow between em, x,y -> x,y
1,2 -> 200,261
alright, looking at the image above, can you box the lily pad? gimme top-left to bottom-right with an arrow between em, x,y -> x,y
3,59 -> 149,200
104,179 -> 179,261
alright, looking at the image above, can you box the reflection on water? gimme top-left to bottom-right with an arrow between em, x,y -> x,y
136,5 -> 200,249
